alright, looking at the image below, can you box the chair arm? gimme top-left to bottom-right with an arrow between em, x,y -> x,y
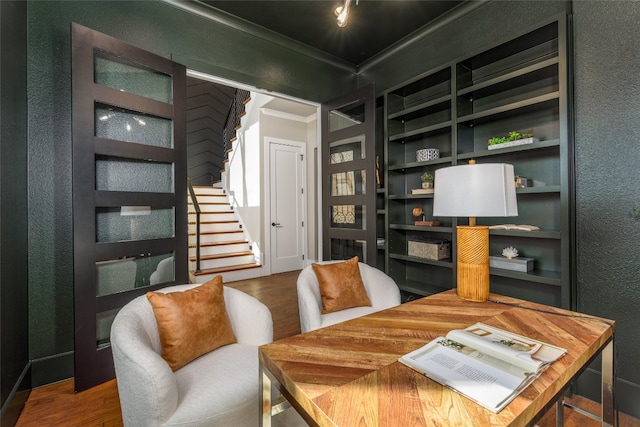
296,267 -> 323,333
111,301 -> 178,426
224,286 -> 273,345
359,263 -> 401,308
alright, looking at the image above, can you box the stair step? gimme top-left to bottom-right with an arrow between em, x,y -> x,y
188,203 -> 233,213
191,186 -> 225,196
191,230 -> 243,236
189,251 -> 256,270
189,213 -> 236,223
188,220 -> 239,227
189,250 -> 254,262
189,240 -> 251,257
192,262 -> 261,276
189,230 -> 244,244
188,220 -> 240,233
188,195 -> 227,204
188,201 -> 229,205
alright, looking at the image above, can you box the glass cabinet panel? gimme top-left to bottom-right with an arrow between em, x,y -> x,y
96,207 -> 174,242
96,157 -> 173,193
96,252 -> 175,297
330,205 -> 366,229
95,104 -> 173,148
329,99 -> 366,132
94,50 -> 173,104
330,238 -> 366,262
330,135 -> 366,161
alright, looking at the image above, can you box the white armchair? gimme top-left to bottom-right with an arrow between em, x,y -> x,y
110,283 -> 273,427
297,261 -> 401,333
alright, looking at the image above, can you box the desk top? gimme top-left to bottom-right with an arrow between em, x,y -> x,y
259,290 -> 615,427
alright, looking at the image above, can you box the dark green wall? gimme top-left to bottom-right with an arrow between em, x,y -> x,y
572,0 -> 640,415
27,0 -> 356,385
361,0 -> 640,418
1,1 -> 31,425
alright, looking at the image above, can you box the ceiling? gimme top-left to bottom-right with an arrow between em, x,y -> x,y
198,1 -> 465,66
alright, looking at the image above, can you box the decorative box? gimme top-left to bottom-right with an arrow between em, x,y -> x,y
408,238 -> 450,260
416,148 -> 439,162
489,256 -> 534,272
515,176 -> 532,188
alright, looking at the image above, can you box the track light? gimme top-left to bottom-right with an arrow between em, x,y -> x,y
335,0 -> 354,28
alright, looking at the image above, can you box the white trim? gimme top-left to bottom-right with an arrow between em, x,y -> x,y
186,69 -> 319,110
261,107 -> 317,124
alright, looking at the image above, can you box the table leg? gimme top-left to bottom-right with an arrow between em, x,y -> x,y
556,398 -> 564,427
601,339 -> 615,427
260,364 -> 272,427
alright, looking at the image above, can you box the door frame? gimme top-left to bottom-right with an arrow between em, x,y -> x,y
265,138 -> 307,274
186,70 -> 321,271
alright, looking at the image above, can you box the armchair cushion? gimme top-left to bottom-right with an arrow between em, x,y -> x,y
146,276 -> 236,371
312,256 -> 371,314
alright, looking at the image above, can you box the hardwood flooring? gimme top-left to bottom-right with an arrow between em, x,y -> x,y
15,271 -> 639,426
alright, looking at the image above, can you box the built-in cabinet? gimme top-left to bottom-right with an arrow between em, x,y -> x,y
382,16 -> 572,308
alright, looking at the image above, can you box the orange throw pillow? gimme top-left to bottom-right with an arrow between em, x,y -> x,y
146,276 -> 236,371
312,256 -> 371,314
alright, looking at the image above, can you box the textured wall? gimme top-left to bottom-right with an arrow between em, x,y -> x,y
573,0 -> 640,412
27,0 -> 355,386
1,0 -> 30,422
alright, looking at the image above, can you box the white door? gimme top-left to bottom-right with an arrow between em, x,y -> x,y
269,141 -> 305,273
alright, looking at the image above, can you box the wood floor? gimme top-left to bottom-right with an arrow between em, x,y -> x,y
15,271 -> 639,427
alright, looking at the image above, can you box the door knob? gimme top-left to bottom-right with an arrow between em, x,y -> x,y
272,222 -> 281,227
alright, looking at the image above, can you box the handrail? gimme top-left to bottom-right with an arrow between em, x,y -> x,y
223,89 -> 251,158
187,177 -> 202,273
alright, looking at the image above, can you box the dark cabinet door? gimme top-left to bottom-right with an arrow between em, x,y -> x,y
71,23 -> 187,391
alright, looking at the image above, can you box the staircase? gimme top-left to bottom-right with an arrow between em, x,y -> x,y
188,185 -> 261,283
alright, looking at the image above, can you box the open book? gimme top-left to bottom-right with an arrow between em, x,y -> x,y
398,323 -> 566,413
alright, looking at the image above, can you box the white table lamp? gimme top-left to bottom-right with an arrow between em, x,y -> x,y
433,161 -> 518,301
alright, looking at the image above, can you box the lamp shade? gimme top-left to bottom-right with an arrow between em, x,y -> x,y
433,163 -> 518,217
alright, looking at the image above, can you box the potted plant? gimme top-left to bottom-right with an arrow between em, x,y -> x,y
487,130 -> 537,150
420,172 -> 434,189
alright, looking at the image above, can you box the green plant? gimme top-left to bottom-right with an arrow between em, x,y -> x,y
488,129 -> 535,146
420,172 -> 434,183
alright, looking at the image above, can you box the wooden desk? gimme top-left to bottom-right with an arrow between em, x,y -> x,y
259,290 -> 615,427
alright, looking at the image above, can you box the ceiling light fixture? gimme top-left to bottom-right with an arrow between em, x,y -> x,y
335,0 -> 358,28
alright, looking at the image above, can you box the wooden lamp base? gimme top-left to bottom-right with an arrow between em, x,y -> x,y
456,225 -> 490,302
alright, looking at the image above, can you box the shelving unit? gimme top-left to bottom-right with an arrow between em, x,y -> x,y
383,16 -> 572,308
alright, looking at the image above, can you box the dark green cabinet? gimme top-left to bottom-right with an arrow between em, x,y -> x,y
383,16 -> 572,308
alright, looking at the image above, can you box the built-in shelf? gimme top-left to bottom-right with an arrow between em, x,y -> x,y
384,16 -> 571,308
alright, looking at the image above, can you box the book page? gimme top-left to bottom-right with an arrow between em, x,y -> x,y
399,338 -> 536,412
446,323 -> 566,373
447,328 -> 541,373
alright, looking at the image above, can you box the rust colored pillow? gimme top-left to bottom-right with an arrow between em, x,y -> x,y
312,256 -> 371,314
146,276 -> 236,371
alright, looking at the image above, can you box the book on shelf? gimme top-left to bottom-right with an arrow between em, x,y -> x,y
414,220 -> 440,226
398,322 -> 566,413
411,188 -> 434,194
489,224 -> 540,231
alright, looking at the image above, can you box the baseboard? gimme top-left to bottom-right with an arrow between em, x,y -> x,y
30,351 -> 73,388
574,366 -> 640,420
0,362 -> 31,427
